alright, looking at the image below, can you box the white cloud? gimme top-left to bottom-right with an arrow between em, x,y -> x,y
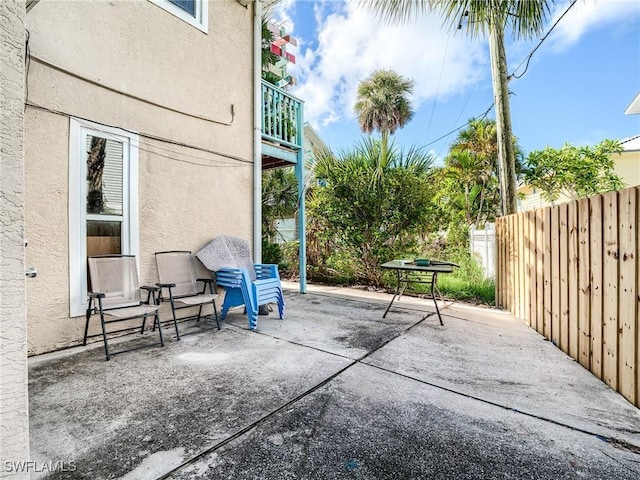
549,0 -> 640,51
268,0 -> 296,31
276,1 -> 487,130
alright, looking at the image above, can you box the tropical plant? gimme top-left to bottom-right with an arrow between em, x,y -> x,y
358,0 -> 554,215
354,69 -> 415,163
261,17 -> 280,85
86,136 -> 107,214
524,139 -> 624,201
443,118 -> 523,227
309,138 -> 436,285
262,167 -> 298,242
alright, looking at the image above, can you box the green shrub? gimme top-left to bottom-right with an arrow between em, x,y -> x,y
262,240 -> 284,265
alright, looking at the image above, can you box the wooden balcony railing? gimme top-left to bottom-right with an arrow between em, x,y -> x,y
261,80 -> 303,150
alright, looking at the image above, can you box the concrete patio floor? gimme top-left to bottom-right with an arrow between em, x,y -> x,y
28,284 -> 640,479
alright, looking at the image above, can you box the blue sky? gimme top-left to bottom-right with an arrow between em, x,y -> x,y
271,0 -> 640,164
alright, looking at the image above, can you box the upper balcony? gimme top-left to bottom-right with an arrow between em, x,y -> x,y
261,80 -> 304,169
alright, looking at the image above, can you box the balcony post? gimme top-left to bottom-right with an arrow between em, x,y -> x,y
253,0 -> 263,262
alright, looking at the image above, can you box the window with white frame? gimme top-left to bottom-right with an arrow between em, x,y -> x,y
149,0 -> 208,32
69,118 -> 139,317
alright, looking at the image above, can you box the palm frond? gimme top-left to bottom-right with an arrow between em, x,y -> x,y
359,0 -> 553,39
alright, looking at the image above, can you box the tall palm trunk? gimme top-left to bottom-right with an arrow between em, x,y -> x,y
489,21 -> 517,215
380,129 -> 389,166
476,185 -> 486,226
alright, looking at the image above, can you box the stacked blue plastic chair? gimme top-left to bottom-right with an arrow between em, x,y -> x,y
196,235 -> 285,330
215,264 -> 285,330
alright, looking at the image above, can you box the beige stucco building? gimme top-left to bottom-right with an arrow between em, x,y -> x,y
2,0 -> 306,470
615,134 -> 640,185
24,0 -> 256,355
1,1 -> 30,476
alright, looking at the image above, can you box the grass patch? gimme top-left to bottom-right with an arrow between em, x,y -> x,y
436,275 -> 495,305
281,239 -> 496,306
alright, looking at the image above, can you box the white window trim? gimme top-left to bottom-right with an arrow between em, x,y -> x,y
69,118 -> 139,318
149,0 -> 208,33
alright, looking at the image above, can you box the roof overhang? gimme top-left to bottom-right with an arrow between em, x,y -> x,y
625,92 -> 640,115
620,134 -> 640,151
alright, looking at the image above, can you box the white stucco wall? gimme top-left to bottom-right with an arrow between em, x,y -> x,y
24,0 -> 255,354
0,0 -> 30,477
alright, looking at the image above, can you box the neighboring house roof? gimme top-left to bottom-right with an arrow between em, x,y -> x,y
303,123 -> 329,156
620,134 -> 640,151
625,92 -> 640,115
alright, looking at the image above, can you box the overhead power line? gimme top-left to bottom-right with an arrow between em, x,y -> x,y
510,0 -> 579,80
425,0 -> 579,151
25,102 -> 253,167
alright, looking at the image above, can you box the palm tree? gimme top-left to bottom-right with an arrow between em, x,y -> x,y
447,119 -> 498,225
314,136 -> 433,189
359,0 -> 552,215
445,118 -> 524,225
311,137 -> 435,285
354,69 -> 415,164
261,17 -> 281,85
448,118 -> 498,225
262,167 -> 298,242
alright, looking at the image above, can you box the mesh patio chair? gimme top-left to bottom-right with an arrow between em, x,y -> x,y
155,250 -> 220,340
196,236 -> 285,331
84,255 -> 163,361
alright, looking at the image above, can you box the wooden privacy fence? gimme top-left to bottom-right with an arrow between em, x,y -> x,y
496,186 -> 639,407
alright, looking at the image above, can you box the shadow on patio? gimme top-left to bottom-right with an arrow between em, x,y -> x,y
29,286 -> 640,479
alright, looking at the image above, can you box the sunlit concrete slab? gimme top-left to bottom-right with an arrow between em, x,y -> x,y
170,363 -> 639,480
27,287 -> 639,479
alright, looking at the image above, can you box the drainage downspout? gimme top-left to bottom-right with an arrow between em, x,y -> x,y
252,0 -> 262,262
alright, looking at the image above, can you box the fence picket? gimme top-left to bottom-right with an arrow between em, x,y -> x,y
618,188 -> 637,404
495,219 -> 501,308
636,187 -> 640,405
523,213 -> 533,326
577,198 -> 591,369
603,191 -> 619,390
518,214 -> 526,321
551,206 -> 561,347
590,196 -> 604,379
559,204 -> 569,353
508,215 -> 515,313
527,211 -> 538,329
544,207 -> 553,339
568,201 -> 579,360
536,209 -> 545,334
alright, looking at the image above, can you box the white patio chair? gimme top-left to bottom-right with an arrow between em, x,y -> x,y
155,250 -> 220,340
84,255 -> 163,361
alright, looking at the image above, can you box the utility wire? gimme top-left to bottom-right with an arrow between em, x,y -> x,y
510,0 -> 579,80
425,33 -> 451,140
25,101 -> 253,166
450,59 -> 490,134
424,102 -> 494,149
28,55 -> 236,126
24,30 -> 30,111
425,0 -> 578,151
436,60 -> 489,159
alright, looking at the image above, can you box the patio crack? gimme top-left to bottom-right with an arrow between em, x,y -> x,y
156,310 -> 436,479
